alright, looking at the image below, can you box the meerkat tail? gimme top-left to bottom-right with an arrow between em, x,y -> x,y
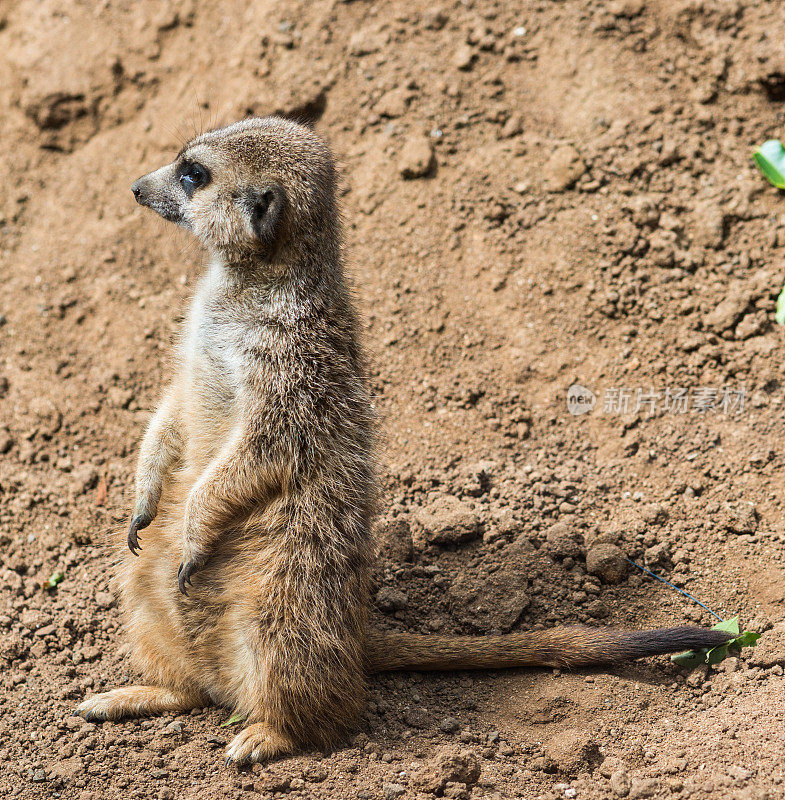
364,626 -> 733,673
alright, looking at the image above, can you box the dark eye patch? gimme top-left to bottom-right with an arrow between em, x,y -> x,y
178,161 -> 210,198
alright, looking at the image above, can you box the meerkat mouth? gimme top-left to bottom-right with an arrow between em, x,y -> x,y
151,202 -> 188,228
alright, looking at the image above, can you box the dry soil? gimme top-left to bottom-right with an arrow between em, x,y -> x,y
1,1 -> 784,799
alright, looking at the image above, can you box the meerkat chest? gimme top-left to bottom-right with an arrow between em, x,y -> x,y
181,275 -> 246,418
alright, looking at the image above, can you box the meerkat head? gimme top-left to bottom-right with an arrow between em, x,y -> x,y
131,117 -> 339,263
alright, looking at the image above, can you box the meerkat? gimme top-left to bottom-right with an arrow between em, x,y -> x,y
75,117 -> 732,764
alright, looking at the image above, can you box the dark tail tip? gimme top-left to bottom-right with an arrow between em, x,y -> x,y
623,626 -> 733,660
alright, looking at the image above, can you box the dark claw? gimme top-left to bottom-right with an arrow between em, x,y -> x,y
178,560 -> 196,595
225,757 -> 233,767
178,553 -> 207,595
127,514 -> 152,555
178,564 -> 188,596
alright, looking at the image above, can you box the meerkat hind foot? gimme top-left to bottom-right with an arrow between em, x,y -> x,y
224,723 -> 295,765
74,686 -> 203,722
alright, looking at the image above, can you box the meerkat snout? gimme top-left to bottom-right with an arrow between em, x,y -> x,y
130,164 -> 193,227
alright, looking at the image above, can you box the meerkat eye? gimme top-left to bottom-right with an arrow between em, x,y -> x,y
178,162 -> 210,197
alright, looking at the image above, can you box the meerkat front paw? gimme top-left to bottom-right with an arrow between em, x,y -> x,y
224,724 -> 294,765
178,496 -> 212,593
177,530 -> 212,594
127,510 -> 154,555
177,555 -> 207,595
127,489 -> 161,554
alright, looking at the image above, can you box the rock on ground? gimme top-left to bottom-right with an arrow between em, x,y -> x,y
543,144 -> 586,191
412,747 -> 481,793
449,540 -> 530,631
585,543 -> 627,583
411,495 -> 482,547
544,730 -> 602,774
399,137 -> 435,179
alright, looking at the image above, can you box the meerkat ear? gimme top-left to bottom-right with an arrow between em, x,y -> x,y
248,183 -> 286,246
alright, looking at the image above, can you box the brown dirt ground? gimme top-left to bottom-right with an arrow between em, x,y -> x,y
1,0 -> 785,798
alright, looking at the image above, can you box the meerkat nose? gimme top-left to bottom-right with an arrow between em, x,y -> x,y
131,180 -> 145,204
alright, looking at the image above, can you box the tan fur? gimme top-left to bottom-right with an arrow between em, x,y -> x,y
364,626 -> 732,672
77,118 -> 375,760
75,117 -> 731,763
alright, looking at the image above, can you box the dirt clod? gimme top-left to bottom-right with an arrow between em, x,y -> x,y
721,502 -> 759,535
586,543 -> 627,584
411,496 -> 482,547
413,746 -> 481,793
704,289 -> 752,334
692,201 -> 726,250
611,769 -> 632,797
628,778 -> 659,799
399,137 -> 436,179
545,520 -> 583,559
543,145 -> 585,191
376,586 -> 408,612
544,730 -> 602,774
449,556 -> 530,632
747,623 -> 785,668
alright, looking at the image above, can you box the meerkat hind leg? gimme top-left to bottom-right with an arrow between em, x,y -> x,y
224,723 -> 295,765
74,685 -> 204,722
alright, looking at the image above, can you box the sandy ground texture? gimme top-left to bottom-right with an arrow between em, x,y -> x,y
1,0 -> 785,798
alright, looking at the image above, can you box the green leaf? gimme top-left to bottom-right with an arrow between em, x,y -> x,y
711,616 -> 740,636
753,140 -> 785,189
706,644 -> 729,665
671,650 -> 707,668
731,631 -> 762,649
42,571 -> 65,590
776,284 -> 785,326
220,713 -> 246,728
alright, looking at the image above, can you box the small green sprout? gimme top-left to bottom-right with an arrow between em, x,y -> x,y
753,140 -> 785,189
220,712 -> 246,728
752,141 -> 785,324
776,286 -> 785,326
671,617 -> 761,669
42,571 -> 65,590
